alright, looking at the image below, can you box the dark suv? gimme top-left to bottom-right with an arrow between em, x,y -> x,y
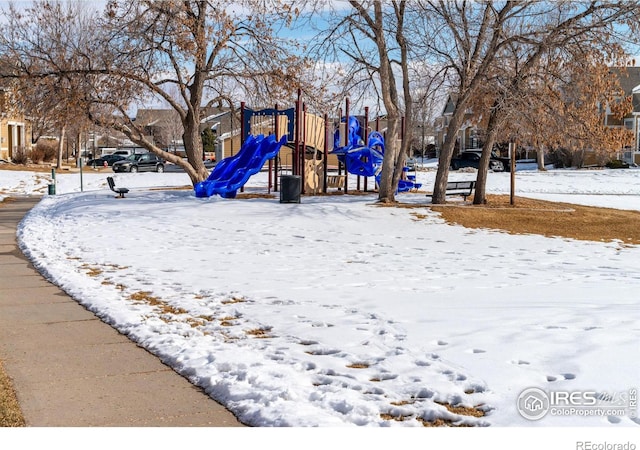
112,153 -> 165,173
450,151 -> 508,172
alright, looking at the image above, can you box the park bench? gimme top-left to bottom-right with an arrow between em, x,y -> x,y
107,176 -> 129,198
425,180 -> 475,201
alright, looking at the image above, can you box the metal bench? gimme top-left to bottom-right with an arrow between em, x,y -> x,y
426,180 -> 475,201
107,176 -> 129,198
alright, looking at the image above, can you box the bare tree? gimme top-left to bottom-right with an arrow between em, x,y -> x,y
533,55 -> 634,167
309,0 -> 414,203
0,0 -> 307,185
411,1 -> 520,204
471,5 -> 638,204
0,1 -> 96,168
413,1 -> 640,204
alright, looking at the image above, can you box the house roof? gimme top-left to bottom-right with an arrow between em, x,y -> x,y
610,66 -> 640,96
608,66 -> 640,114
134,109 -> 178,127
442,94 -> 457,115
134,107 -> 237,135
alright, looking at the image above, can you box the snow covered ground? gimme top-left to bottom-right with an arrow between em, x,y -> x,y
2,165 -> 639,444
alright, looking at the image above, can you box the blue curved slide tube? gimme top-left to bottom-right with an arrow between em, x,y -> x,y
194,134 -> 287,198
331,118 -> 421,193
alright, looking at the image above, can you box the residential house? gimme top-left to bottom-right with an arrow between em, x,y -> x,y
433,94 -> 480,156
435,67 -> 640,165
0,90 -> 32,161
606,66 -> 640,164
134,107 -> 242,161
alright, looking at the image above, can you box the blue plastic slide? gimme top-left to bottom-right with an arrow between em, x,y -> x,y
331,117 -> 421,192
194,134 -> 287,198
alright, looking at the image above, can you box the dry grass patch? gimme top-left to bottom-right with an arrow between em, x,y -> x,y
219,316 -> 238,326
128,291 -> 187,315
417,417 -> 472,427
0,164 -> 56,173
427,195 -> 640,245
149,186 -> 192,191
246,327 -> 273,338
312,190 -> 374,197
436,401 -> 485,418
0,359 -> 25,427
129,291 -> 160,303
81,265 -> 103,277
159,304 -> 188,315
236,193 -> 276,199
221,296 -> 246,305
346,362 -> 370,369
380,413 -> 411,422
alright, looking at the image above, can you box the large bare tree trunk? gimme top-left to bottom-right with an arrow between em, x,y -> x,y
474,103 -> 502,204
56,125 -> 66,170
378,116 -> 401,203
536,145 -> 546,170
432,108 -> 465,203
182,111 -> 209,186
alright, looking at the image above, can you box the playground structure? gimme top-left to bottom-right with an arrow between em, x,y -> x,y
330,115 -> 421,193
194,91 -> 420,198
194,134 -> 287,198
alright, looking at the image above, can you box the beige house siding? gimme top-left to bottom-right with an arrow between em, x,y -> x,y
0,117 -> 31,161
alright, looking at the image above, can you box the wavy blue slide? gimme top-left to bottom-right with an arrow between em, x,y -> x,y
194,134 -> 287,198
331,117 -> 421,193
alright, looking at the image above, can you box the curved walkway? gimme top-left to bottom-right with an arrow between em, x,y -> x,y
0,196 -> 243,426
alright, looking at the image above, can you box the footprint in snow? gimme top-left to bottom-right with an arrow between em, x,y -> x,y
511,359 -> 530,366
546,374 -> 575,382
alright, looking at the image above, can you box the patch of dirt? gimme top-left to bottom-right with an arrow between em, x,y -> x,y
421,195 -> 640,245
235,193 -> 276,199
379,400 -> 484,427
149,186 -> 192,191
346,362 -> 370,369
246,327 -> 274,338
0,163 -> 75,173
436,401 -> 485,418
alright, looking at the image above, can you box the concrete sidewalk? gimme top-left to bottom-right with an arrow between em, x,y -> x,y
0,196 -> 243,426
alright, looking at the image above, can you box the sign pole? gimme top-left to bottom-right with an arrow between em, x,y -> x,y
510,142 -> 516,205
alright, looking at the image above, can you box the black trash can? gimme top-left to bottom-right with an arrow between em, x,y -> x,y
280,175 -> 301,203
47,184 -> 56,195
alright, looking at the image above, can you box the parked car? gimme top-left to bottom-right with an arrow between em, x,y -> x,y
86,154 -> 126,167
112,153 -> 165,173
450,151 -> 508,172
